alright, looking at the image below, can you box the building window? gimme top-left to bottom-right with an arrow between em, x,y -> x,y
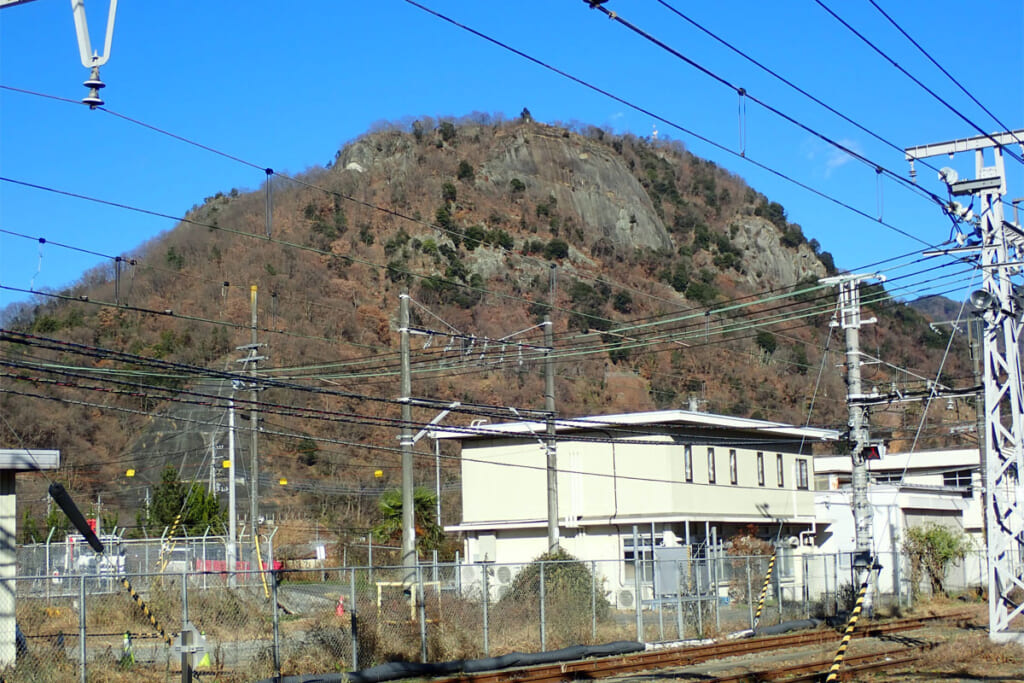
624,533 -> 663,583
872,473 -> 903,485
796,458 -> 809,490
729,449 -> 738,485
707,447 -> 716,484
757,452 -> 765,486
684,445 -> 693,483
776,453 -> 784,487
944,468 -> 974,496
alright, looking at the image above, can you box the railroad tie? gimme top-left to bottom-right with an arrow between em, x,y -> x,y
752,551 -> 776,629
824,575 -> 870,683
120,576 -> 173,646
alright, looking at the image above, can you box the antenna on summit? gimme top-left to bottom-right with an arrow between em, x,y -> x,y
71,0 -> 119,108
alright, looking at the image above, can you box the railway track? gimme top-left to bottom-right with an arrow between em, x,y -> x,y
702,642 -> 933,682
430,610 -> 972,683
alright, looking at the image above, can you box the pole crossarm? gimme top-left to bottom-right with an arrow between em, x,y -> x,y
905,129 -> 1024,161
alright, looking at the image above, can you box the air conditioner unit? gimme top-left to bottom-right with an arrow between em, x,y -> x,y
618,589 -> 634,608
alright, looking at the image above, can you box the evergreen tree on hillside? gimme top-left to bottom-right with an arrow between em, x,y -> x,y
143,466 -> 226,536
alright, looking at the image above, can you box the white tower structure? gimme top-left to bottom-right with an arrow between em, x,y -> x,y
907,129 -> 1024,643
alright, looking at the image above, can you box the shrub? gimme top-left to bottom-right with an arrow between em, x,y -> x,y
903,523 -> 971,598
438,121 -> 456,143
535,194 -> 557,218
441,182 -> 457,203
543,239 -> 569,260
457,160 -> 475,182
669,262 -> 690,293
509,178 -> 526,195
486,228 -> 514,250
755,331 -> 777,355
686,280 -> 718,306
165,246 -> 185,270
612,291 -> 633,314
497,548 -> 610,646
464,225 -> 486,251
420,238 -> 439,256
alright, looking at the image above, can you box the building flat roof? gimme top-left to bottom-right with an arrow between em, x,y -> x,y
432,409 -> 838,442
0,449 -> 59,470
814,448 -> 979,474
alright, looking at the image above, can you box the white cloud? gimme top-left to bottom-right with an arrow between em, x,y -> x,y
804,137 -> 863,178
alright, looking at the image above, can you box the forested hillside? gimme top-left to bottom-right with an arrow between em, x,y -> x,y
0,114 -> 971,541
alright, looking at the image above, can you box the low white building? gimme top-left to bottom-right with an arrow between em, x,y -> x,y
813,448 -> 984,596
438,410 -> 837,607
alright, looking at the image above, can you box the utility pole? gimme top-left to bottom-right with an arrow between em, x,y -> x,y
545,264 -> 559,551
906,128 -> 1024,643
236,286 -> 265,565
227,392 -> 238,587
399,292 -> 416,583
544,315 -> 558,551
822,274 -> 878,590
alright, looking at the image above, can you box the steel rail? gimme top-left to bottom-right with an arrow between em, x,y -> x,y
428,611 -> 971,683
706,643 -> 931,682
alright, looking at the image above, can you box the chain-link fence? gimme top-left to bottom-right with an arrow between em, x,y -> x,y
0,548 -> 991,681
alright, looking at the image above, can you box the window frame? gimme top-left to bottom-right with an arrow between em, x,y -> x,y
707,447 -> 716,484
776,453 -> 785,488
796,458 -> 809,490
623,533 -> 664,583
684,445 -> 693,483
757,452 -> 765,487
729,449 -> 738,485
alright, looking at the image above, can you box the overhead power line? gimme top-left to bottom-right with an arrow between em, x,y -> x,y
403,0 -> 946,250
813,0 -> 1024,164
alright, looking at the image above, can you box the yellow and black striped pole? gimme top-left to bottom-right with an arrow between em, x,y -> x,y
157,512 -> 184,573
120,576 -> 173,646
824,574 -> 870,682
752,551 -> 776,629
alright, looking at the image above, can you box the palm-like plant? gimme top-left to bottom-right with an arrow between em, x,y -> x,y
372,487 -> 444,554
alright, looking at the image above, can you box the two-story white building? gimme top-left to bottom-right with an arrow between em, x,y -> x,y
437,409 -> 837,607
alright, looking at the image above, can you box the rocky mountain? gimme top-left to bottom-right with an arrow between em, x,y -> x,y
0,114 -> 971,537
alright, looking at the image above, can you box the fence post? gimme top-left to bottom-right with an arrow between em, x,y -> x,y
802,554 -> 809,618
591,560 -> 597,641
746,557 -> 753,628
181,566 -> 192,683
539,561 -> 546,652
78,574 -> 86,683
481,563 -> 490,657
833,553 -> 839,615
632,526 -> 642,641
675,560 -> 684,640
455,551 -> 461,596
350,569 -> 359,671
417,564 -> 427,663
695,563 -> 703,639
271,568 -> 281,677
712,549 -> 720,632
774,555 -> 782,623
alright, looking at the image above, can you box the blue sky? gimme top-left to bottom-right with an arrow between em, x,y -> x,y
1,0 -> 1021,311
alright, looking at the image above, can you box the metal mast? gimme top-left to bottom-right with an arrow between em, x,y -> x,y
906,129 -> 1024,643
822,274 -> 878,580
